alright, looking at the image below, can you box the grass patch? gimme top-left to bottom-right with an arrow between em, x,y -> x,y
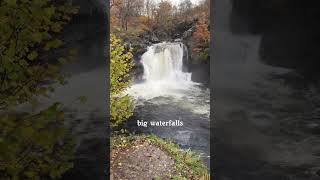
111,133 -> 210,179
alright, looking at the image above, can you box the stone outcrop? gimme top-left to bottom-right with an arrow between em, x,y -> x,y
231,0 -> 320,75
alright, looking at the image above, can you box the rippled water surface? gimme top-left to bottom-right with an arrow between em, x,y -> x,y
123,42 -> 211,167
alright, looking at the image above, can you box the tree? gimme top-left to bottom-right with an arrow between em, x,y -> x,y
192,19 -> 210,61
194,0 -> 210,22
156,1 -> 173,24
145,0 -> 151,24
110,34 -> 134,127
153,0 -> 174,36
0,0 -> 78,110
110,0 -> 122,9
179,0 -> 192,12
0,0 -> 78,178
142,0 -> 157,29
178,0 -> 193,21
110,0 -> 123,29
0,103 -> 75,179
192,19 -> 210,53
111,0 -> 145,32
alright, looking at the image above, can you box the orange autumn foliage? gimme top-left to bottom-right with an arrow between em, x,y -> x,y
192,20 -> 210,53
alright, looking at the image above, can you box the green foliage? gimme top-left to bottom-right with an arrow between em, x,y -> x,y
0,103 -> 76,180
0,0 -> 79,109
199,47 -> 210,61
0,1 -> 78,179
110,34 -> 134,127
146,135 -> 209,179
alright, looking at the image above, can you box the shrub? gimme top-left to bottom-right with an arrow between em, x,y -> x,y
0,0 -> 78,109
110,34 -> 134,127
0,104 -> 75,179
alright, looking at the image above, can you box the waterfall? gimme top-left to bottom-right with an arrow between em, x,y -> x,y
141,42 -> 191,84
126,42 -> 209,116
127,42 -> 198,99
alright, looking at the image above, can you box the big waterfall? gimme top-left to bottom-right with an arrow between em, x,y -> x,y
127,42 -> 199,99
141,42 -> 192,85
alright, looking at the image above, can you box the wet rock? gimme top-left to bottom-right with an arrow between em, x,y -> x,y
150,34 -> 160,43
230,0 -> 320,75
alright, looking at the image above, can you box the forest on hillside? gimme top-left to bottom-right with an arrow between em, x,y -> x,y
110,0 -> 210,63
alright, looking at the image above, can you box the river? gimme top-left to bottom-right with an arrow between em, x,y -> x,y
121,42 -> 211,167
213,0 -> 320,179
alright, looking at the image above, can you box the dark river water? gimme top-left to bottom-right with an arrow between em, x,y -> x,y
58,32 -> 108,180
12,29 -> 108,179
36,29 -> 108,179
122,87 -> 211,167
120,42 -> 211,167
213,0 -> 320,179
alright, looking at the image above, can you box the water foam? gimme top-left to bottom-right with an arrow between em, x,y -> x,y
126,42 -> 209,116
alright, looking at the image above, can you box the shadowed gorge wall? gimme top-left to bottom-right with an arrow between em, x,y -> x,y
231,0 -> 320,75
70,0 -> 107,15
213,0 -> 320,179
59,1 -> 108,179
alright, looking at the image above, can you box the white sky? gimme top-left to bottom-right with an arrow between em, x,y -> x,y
171,0 -> 200,5
154,0 -> 201,6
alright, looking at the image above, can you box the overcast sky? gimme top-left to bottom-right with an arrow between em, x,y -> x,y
155,0 -> 201,6
171,0 -> 200,5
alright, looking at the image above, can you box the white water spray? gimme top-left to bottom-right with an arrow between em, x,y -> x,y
142,42 -> 193,85
126,42 -> 209,116
127,42 -> 197,98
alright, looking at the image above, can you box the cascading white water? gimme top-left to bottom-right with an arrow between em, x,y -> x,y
126,42 -> 198,99
126,42 -> 209,116
141,42 -> 192,86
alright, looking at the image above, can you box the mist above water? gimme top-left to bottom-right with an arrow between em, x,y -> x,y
126,42 -> 209,116
143,43 -> 190,83
128,43 -> 198,96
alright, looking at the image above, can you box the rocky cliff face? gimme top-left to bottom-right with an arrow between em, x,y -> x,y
231,0 -> 320,75
70,0 -> 107,15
